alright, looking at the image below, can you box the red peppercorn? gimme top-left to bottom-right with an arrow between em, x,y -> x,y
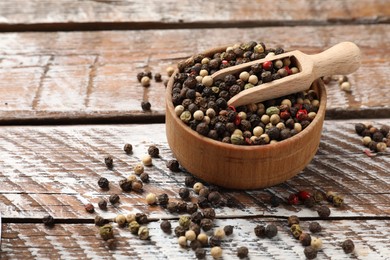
288,194 -> 299,205
222,60 -> 229,65
234,115 -> 241,126
262,61 -> 273,70
297,190 -> 311,201
280,110 -> 291,120
296,109 -> 308,121
284,66 -> 292,75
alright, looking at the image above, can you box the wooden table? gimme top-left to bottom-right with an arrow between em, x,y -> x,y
0,1 -> 389,259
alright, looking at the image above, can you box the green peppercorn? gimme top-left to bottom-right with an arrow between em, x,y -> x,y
291,224 -> 302,239
179,215 -> 191,229
129,221 -> 140,234
180,111 -> 192,123
313,190 -> 325,203
342,239 -> 355,254
332,195 -> 344,207
138,226 -> 149,240
100,224 -> 114,240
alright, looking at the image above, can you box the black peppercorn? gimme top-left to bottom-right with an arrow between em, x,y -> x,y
304,246 -> 318,259
137,72 -> 145,82
342,239 -> 355,254
119,178 -> 132,192
157,193 -> 169,206
177,201 -> 188,213
85,203 -> 95,213
154,73 -> 162,82
104,156 -> 113,169
309,222 -> 322,233
174,225 -> 186,237
167,202 -> 178,213
140,172 -> 149,183
299,233 -> 312,246
304,197 -> 315,208
208,236 -> 221,247
167,159 -> 180,172
202,208 -> 216,220
189,222 -> 201,236
160,220 -> 172,233
195,248 -> 206,259
197,196 -> 210,208
196,122 -> 209,136
179,187 -> 190,200
198,187 -> 210,198
148,145 -> 160,158
224,225 -> 234,236
131,180 -> 143,192
267,126 -> 280,140
98,199 -> 107,210
191,211 -> 204,224
186,202 -> 198,214
317,205 -> 331,218
42,215 -> 55,227
264,224 -> 277,239
254,225 -> 266,237
207,191 -> 221,205
200,218 -> 213,231
98,177 -> 109,190
237,246 -> 249,258
123,143 -> 133,154
372,131 -> 384,142
135,213 -> 148,224
109,194 -> 120,205
355,123 -> 366,135
141,101 -> 151,111
380,125 -> 390,136
190,240 -> 202,251
185,175 -> 196,187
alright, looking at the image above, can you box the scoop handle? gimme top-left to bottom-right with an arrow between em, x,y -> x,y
310,41 -> 361,78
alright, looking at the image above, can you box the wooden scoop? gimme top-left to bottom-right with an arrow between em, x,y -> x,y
211,42 -> 361,107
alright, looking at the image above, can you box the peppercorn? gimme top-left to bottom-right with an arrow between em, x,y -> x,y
154,73 -> 162,82
160,220 -> 171,233
202,208 -> 216,220
94,215 -> 107,226
377,142 -> 387,152
185,230 -> 197,242
42,215 -> 55,227
167,66 -> 175,76
140,172 -> 149,183
98,199 -> 108,210
138,226 -> 149,240
269,195 -> 281,207
304,246 -> 317,259
223,225 -> 234,236
287,215 -> 300,226
135,213 -> 148,224
123,143 -> 133,154
100,224 -> 114,241
167,159 -> 180,172
332,195 -> 344,207
299,233 -> 312,246
167,202 -> 178,213
309,222 -> 322,233
85,203 -> 95,213
236,246 -> 249,258
179,187 -> 190,200
179,215 -> 191,229
213,228 -> 225,239
311,237 -> 323,250
200,218 -> 213,231
342,239 -> 355,254
265,224 -> 278,238
193,182 -> 204,194
317,205 -> 331,218
209,235 -> 222,247
104,156 -> 113,169
142,154 -> 153,166
195,248 -> 206,259
210,246 -> 223,259
157,193 -> 169,206
131,180 -> 143,192
197,233 -> 208,246
186,202 -> 198,214
177,201 -> 187,213
291,224 -> 302,239
137,72 -> 145,82
254,225 -> 266,237
313,190 -> 325,203
288,194 -> 299,205
191,211 -> 204,224
129,221 -> 140,234
134,163 -> 144,175
174,226 -> 186,237
115,214 -> 127,227
145,193 -> 157,205
106,238 -> 116,250
119,178 -> 132,192
98,177 -> 110,190
126,214 -> 136,223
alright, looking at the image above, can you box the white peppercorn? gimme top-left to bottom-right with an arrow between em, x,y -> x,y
185,230 -> 197,241
239,71 -> 250,81
211,246 -> 223,259
206,108 -> 216,118
213,228 -> 225,239
248,75 -> 259,85
202,76 -> 213,88
141,76 -> 150,87
175,105 -> 185,116
166,67 -> 175,77
193,110 -> 204,121
142,155 -> 152,166
311,237 -> 323,250
197,233 -> 208,246
178,236 -> 187,247
253,126 -> 264,137
146,193 -> 157,205
134,163 -> 144,175
199,69 -> 208,77
193,182 -> 204,194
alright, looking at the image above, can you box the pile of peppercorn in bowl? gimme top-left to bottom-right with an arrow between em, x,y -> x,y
166,42 -> 327,189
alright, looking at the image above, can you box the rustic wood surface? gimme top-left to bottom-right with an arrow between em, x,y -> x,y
1,24 -> 390,123
0,0 -> 389,32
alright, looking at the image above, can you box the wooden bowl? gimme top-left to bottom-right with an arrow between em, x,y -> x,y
165,47 -> 327,189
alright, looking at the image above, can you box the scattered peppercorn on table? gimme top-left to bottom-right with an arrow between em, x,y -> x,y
0,1 -> 389,259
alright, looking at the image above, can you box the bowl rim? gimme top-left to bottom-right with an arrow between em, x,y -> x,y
166,47 -> 327,153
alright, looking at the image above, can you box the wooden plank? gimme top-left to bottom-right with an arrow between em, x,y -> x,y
0,120 -> 389,221
1,219 -> 389,259
0,0 -> 389,32
0,24 -> 389,123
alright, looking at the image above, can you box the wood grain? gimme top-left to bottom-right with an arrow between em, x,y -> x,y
0,0 -> 389,32
1,219 -> 389,259
0,121 -> 389,222
0,25 -> 389,123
